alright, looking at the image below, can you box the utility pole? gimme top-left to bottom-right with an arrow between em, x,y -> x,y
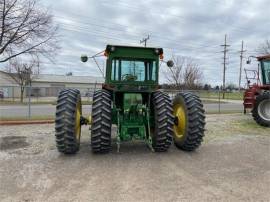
140,35 -> 150,47
221,34 -> 230,99
238,40 -> 246,91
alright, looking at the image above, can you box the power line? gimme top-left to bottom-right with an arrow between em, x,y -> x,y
140,35 -> 150,47
59,22 -> 223,60
221,34 -> 230,98
56,17 -> 220,52
55,10 -> 270,58
238,40 -> 246,91
51,13 -> 262,84
52,4 -> 269,60
100,1 -> 269,35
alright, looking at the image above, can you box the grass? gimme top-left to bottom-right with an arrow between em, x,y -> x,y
0,115 -> 54,121
0,100 -> 56,105
0,111 -> 243,122
206,111 -> 243,114
204,114 -> 270,143
1,99 -> 225,105
199,91 -> 243,100
201,99 -> 227,104
0,100 -> 93,105
232,119 -> 270,135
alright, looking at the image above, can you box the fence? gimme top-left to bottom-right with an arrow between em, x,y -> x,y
0,86 -> 98,103
0,86 -> 245,119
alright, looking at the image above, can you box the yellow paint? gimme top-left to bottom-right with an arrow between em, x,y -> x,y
173,104 -> 186,139
75,101 -> 81,140
88,116 -> 92,125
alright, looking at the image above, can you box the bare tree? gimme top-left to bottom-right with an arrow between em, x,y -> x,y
257,40 -> 270,55
164,54 -> 184,88
183,62 -> 203,89
0,0 -> 58,63
164,54 -> 203,89
5,57 -> 39,102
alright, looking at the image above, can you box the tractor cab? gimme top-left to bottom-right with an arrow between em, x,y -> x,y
246,54 -> 270,86
257,54 -> 270,85
103,45 -> 164,92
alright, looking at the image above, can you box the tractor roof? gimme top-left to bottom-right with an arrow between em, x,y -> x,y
105,44 -> 164,59
257,54 -> 270,61
106,44 -> 162,51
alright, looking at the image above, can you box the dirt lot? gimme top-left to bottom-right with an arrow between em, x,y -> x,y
0,114 -> 270,202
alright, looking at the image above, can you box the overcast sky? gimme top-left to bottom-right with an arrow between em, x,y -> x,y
39,0 -> 269,86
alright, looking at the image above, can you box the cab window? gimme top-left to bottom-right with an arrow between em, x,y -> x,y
111,59 -> 157,82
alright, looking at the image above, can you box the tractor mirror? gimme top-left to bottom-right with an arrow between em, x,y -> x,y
167,60 -> 174,67
81,55 -> 88,63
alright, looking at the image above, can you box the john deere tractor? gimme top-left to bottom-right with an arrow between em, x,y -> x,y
54,45 -> 205,154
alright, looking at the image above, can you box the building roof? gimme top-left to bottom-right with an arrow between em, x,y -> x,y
0,70 -> 18,86
33,74 -> 104,84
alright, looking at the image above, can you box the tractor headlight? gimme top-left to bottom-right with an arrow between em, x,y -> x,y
154,48 -> 163,56
110,46 -> 116,52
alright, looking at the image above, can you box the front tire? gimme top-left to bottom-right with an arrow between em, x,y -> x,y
55,89 -> 82,154
252,92 -> 270,127
172,92 -> 205,151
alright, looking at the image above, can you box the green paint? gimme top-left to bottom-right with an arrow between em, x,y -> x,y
103,45 -> 163,148
120,93 -> 146,141
105,45 -> 161,91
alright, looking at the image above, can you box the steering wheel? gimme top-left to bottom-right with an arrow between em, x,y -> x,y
121,74 -> 137,81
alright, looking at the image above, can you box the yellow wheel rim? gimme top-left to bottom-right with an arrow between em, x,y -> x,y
173,104 -> 186,139
75,100 -> 81,140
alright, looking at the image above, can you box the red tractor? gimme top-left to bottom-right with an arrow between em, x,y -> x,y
243,54 -> 270,127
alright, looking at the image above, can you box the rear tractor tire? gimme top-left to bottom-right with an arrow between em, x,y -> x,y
172,92 -> 205,151
252,92 -> 270,127
91,89 -> 112,153
55,89 -> 82,154
151,91 -> 174,152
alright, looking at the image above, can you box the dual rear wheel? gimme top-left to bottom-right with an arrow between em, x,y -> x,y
54,89 -> 206,154
55,89 -> 82,154
173,92 -> 206,151
150,91 -> 206,152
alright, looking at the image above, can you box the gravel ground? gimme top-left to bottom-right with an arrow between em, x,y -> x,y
0,114 -> 270,202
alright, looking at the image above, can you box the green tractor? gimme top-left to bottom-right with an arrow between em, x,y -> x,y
54,45 -> 206,154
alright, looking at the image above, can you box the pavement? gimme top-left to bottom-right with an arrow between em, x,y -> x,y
0,105 -> 92,119
0,114 -> 269,202
0,101 -> 243,119
0,119 -> 54,125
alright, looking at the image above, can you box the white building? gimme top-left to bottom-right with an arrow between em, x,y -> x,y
0,71 -> 104,98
